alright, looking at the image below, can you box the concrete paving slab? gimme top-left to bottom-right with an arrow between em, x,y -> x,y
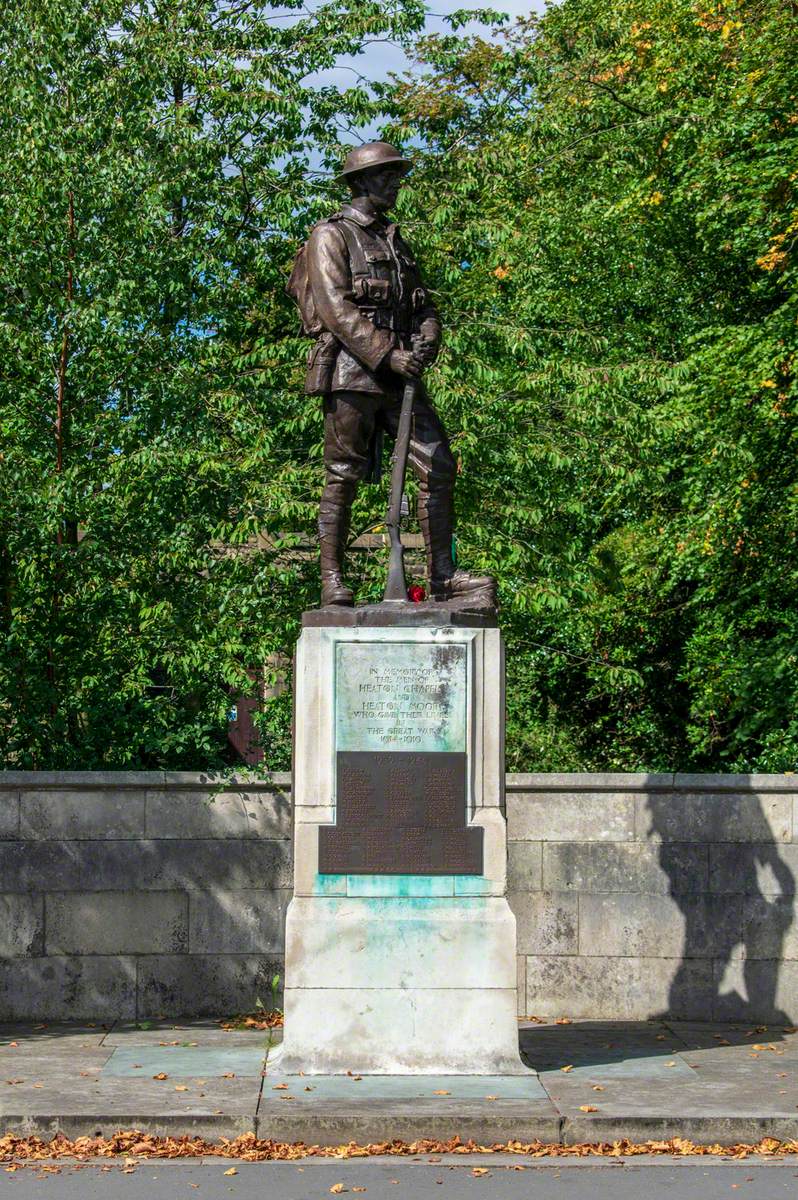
546,1071 -> 798,1118
103,1020 -> 272,1045
519,1022 -> 690,1071
101,1046 -> 267,1077
260,1074 -> 549,1100
665,1020 -> 798,1045
0,1023 -> 110,1048
0,1050 -> 113,1085
0,1071 -> 263,1140
256,1098 -> 563,1145
539,1054 -> 695,1081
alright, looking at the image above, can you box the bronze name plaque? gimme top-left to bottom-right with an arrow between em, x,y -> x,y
318,750 -> 483,875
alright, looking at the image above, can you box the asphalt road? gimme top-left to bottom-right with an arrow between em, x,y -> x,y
2,1157 -> 798,1198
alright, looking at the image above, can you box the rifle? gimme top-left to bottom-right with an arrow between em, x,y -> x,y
382,342 -> 422,602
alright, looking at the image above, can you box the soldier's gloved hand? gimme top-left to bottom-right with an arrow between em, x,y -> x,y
413,335 -> 438,367
389,348 -> 424,379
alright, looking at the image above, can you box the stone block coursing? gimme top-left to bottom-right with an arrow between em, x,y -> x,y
20,790 -> 147,840
542,841 -> 709,895
635,792 -> 792,843
144,788 -> 291,840
524,954 -> 714,1021
0,793 -> 19,839
0,771 -> 796,1022
0,955 -> 137,1021
188,889 -> 291,954
74,838 -> 292,892
0,895 -> 44,956
510,891 -> 578,956
0,774 -> 291,1021
508,792 -> 636,842
709,842 -> 798,894
579,892 -> 746,959
45,891 -> 189,955
0,841 -> 82,892
136,954 -> 284,1019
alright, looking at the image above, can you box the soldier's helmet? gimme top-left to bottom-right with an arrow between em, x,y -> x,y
336,141 -> 412,183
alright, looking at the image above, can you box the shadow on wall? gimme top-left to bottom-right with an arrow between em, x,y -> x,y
646,789 -> 795,1024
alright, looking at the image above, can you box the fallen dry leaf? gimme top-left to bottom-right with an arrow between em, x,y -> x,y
561,1065 -> 574,1073
219,1010 -> 283,1032
330,1184 -> 347,1193
174,1086 -> 188,1092
222,1072 -> 236,1079
432,1090 -> 450,1096
665,1062 -> 677,1068
272,1083 -> 288,1090
579,1105 -> 598,1113
223,1166 -> 237,1175
592,1086 -> 604,1092
555,1017 -> 572,1025
152,1073 -> 168,1080
0,1128 -> 796,1166
353,1189 -> 367,1194
485,1096 -> 497,1101
471,1166 -> 489,1176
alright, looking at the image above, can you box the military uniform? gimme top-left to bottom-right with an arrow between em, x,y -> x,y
290,141 -> 494,607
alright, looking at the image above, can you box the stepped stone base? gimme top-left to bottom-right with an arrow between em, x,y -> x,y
280,895 -> 525,1075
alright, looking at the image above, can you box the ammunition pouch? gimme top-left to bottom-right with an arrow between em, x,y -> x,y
305,331 -> 338,396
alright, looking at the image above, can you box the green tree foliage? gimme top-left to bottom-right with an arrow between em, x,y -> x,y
1,0 -> 795,772
0,0 -> 424,767
385,0 -> 798,771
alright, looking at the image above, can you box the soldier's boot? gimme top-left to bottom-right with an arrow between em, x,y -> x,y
419,488 -> 496,605
319,489 -> 355,607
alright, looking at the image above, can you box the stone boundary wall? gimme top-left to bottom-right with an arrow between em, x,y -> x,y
0,771 -> 795,1022
0,773 -> 292,1021
508,773 -> 798,1024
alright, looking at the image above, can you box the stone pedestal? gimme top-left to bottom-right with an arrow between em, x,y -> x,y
279,604 -> 526,1075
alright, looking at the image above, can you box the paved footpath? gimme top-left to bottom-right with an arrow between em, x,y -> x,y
2,1018 -> 798,1146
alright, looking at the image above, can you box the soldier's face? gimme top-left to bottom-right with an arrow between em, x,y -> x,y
356,166 -> 405,211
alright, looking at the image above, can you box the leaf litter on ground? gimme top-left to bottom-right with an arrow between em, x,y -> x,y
1,1132 -> 798,1165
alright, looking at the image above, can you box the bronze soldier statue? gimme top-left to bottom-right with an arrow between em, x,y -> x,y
288,141 -> 496,608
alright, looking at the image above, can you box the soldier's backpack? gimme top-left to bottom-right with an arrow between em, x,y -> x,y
286,215 -> 369,337
286,216 -> 375,395
286,240 -> 323,337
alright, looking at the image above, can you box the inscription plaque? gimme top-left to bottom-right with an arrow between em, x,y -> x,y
335,641 -> 466,754
319,751 -> 483,875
